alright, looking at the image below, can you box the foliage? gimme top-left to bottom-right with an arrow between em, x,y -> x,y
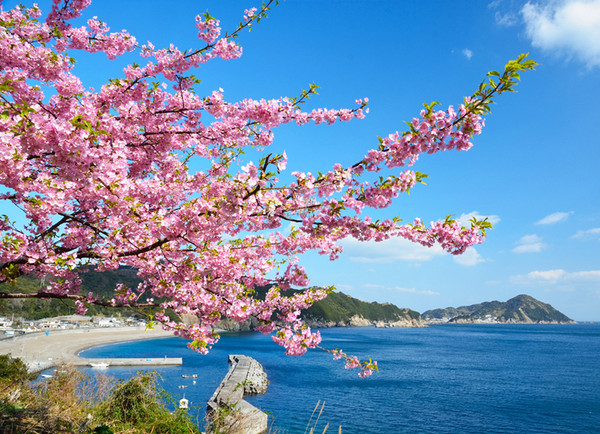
0,0 -> 535,376
205,402 -> 244,434
0,354 -> 37,383
304,291 -> 420,324
94,372 -> 200,434
0,267 -> 150,319
1,365 -> 92,433
0,362 -> 200,434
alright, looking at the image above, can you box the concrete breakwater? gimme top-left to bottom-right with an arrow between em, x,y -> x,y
77,357 -> 182,367
27,357 -> 182,373
0,326 -> 176,373
207,355 -> 269,434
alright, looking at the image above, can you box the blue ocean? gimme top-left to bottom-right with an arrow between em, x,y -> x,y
79,324 -> 600,433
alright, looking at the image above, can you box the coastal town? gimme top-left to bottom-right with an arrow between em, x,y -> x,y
0,314 -> 148,338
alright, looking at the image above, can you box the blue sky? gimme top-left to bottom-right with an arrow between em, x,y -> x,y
5,0 -> 600,320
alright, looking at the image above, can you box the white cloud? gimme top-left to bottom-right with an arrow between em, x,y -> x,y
393,287 -> 440,296
522,0 -> 600,68
363,283 -> 385,289
495,11 -> 519,26
453,248 -> 485,266
462,48 -> 474,60
535,211 -> 573,225
489,0 -> 519,26
334,284 -> 354,292
570,270 -> 600,280
511,268 -> 600,285
528,269 -> 567,281
343,230 -> 486,266
513,233 -> 545,253
572,227 -> 600,239
342,237 -> 445,263
519,234 -> 542,244
458,211 -> 501,227
513,243 -> 544,253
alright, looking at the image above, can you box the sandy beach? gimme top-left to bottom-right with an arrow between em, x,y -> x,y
0,327 -> 175,371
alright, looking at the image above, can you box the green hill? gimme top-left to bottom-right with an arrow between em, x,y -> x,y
0,267 -> 145,320
422,294 -> 574,324
303,290 -> 422,327
1,273 -> 424,327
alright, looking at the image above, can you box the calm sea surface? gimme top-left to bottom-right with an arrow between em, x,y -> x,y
78,324 -> 600,433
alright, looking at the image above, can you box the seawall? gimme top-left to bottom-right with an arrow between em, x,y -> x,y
207,354 -> 269,434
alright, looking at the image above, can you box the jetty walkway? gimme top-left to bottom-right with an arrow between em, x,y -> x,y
208,354 -> 269,434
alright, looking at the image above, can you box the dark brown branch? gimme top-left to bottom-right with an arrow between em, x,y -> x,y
0,291 -> 160,308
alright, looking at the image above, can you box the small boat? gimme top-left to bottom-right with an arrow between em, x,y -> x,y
178,385 -> 188,389
89,362 -> 110,368
191,374 -> 198,378
181,374 -> 191,378
41,374 -> 53,379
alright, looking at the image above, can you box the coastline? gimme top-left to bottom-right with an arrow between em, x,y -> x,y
0,327 -> 175,372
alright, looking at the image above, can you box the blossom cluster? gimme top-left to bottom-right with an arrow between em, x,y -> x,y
0,1 -> 534,376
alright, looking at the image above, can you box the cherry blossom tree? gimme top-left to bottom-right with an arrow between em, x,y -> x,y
0,0 -> 535,376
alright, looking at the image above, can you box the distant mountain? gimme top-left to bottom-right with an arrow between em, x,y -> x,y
422,295 -> 574,324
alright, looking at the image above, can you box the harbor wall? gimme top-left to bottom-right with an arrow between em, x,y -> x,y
207,354 -> 269,434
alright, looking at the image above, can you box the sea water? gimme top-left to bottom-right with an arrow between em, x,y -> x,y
79,324 -> 600,433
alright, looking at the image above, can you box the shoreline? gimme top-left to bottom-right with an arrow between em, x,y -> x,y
0,327 -> 175,372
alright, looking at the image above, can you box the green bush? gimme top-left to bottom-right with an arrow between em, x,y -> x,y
0,359 -> 200,434
0,354 -> 37,384
93,371 -> 200,434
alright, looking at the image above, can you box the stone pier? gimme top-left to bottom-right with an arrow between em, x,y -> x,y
207,355 -> 269,434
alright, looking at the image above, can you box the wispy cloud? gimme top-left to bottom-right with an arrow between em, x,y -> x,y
572,227 -> 600,239
511,268 -> 600,285
529,269 -> 566,281
334,284 -> 354,292
393,287 -> 440,296
535,211 -> 573,225
363,283 -> 385,289
495,10 -> 519,26
458,211 -> 501,227
570,270 -> 600,280
453,248 -> 485,266
342,237 -> 445,263
521,0 -> 600,68
513,234 -> 545,253
462,48 -> 474,60
488,0 -> 519,26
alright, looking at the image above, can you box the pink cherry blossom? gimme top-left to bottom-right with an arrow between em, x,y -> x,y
0,1 -> 535,376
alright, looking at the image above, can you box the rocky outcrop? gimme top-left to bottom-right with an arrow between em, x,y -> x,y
207,355 -> 269,434
306,315 -> 426,328
214,317 -> 258,332
374,318 -> 425,328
